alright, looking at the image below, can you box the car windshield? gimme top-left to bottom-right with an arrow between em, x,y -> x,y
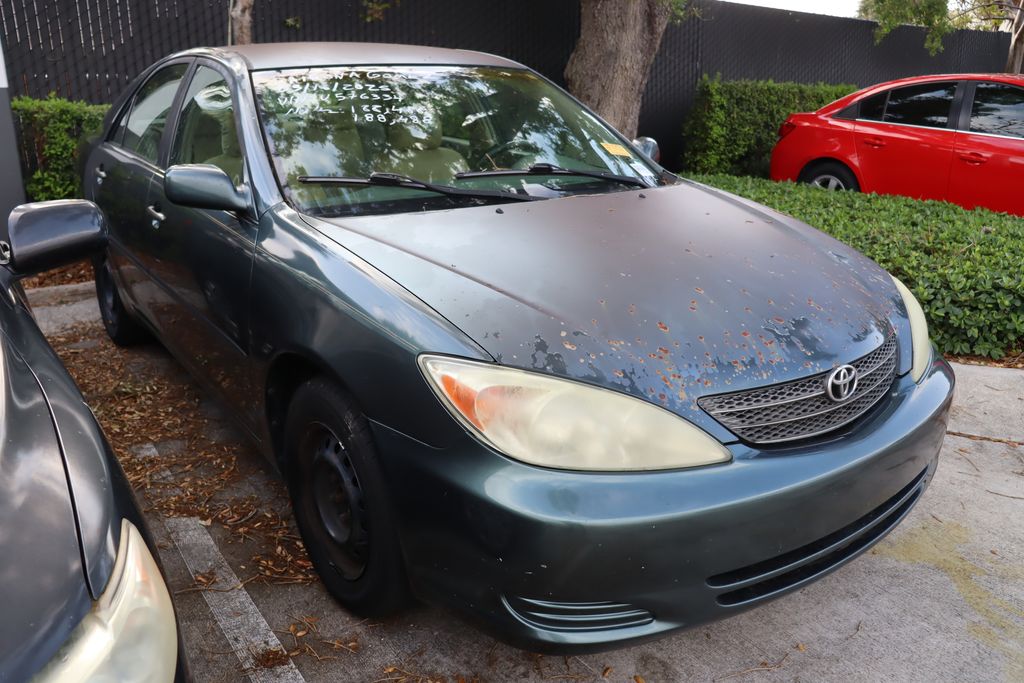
251,65 -> 663,217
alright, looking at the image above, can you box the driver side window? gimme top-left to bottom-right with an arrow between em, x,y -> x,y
121,63 -> 189,164
170,65 -> 244,185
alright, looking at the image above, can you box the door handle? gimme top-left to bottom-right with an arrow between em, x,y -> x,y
147,205 -> 166,227
95,165 -> 107,185
958,152 -> 987,165
862,137 -> 885,148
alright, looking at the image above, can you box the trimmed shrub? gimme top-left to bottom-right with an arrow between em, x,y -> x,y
688,174 -> 1024,360
12,95 -> 110,201
682,77 -> 856,177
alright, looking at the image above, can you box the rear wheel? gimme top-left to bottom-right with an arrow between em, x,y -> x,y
799,161 -> 860,192
94,258 -> 149,346
284,377 -> 411,616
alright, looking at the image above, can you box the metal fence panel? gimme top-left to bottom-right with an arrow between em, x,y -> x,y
0,0 -> 229,103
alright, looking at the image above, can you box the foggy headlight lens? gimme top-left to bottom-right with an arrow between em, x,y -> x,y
419,355 -> 731,471
891,275 -> 932,382
34,520 -> 177,683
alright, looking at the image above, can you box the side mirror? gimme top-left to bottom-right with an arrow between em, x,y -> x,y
164,164 -> 249,213
632,136 -> 660,163
2,200 -> 107,277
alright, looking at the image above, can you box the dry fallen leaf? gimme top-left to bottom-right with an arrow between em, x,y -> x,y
49,323 -> 318,588
194,571 -> 217,586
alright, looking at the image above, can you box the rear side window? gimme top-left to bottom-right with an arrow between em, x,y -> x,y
969,82 -> 1024,139
858,92 -> 887,121
883,82 -> 956,128
121,64 -> 189,164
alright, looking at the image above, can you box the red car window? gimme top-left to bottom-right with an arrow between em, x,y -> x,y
859,92 -> 887,121
882,82 -> 956,128
969,82 -> 1024,139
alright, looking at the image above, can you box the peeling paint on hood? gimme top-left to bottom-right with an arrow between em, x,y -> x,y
307,180 -> 911,440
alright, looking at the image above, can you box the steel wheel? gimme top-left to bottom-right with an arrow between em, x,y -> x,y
308,425 -> 369,580
284,377 -> 411,616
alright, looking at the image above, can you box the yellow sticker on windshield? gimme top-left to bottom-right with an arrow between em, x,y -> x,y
601,142 -> 632,157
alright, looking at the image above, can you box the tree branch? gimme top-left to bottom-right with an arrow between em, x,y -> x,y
949,1 -> 1022,21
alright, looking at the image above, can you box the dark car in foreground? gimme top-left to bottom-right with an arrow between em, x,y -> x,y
83,42 -> 954,652
771,73 -> 1024,216
0,201 -> 181,680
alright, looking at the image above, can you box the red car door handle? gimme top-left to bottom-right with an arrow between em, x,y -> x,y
958,152 -> 987,165
862,137 -> 885,148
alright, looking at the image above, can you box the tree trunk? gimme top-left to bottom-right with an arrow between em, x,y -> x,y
1006,1 -> 1024,73
565,0 -> 673,138
229,0 -> 255,45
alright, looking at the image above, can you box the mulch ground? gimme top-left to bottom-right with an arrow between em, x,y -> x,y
47,323 -> 466,674
23,260 -> 94,289
49,322 -> 317,587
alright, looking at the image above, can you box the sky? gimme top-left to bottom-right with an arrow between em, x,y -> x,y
720,0 -> 863,19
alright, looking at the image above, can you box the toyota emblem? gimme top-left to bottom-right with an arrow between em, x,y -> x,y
825,364 -> 858,402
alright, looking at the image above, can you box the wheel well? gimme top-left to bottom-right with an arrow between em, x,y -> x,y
798,157 -> 858,184
265,353 -> 332,472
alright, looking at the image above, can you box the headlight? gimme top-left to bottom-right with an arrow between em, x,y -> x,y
891,275 -> 932,382
419,354 -> 731,471
33,520 -> 177,683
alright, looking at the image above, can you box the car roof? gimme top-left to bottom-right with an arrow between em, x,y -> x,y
869,73 -> 1024,89
820,72 -> 1024,114
173,42 -> 527,72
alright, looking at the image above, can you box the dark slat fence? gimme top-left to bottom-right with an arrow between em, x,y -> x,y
0,0 -> 1011,168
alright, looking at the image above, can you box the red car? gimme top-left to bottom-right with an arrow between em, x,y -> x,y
770,73 -> 1024,216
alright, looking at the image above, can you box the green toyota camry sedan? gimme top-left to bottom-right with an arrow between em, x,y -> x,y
82,42 -> 954,652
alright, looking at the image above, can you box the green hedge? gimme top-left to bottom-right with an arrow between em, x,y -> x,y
682,77 -> 856,176
688,174 -> 1024,360
12,95 -> 110,201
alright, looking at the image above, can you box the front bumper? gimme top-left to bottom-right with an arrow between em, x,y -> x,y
375,354 -> 954,653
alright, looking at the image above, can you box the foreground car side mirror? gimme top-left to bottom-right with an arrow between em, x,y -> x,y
632,136 -> 660,163
164,164 -> 250,213
1,200 -> 107,277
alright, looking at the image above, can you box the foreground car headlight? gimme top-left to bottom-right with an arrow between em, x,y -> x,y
34,520 -> 177,683
419,355 -> 731,471
891,275 -> 932,383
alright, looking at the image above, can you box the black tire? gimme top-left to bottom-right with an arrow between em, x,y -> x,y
284,377 -> 411,616
94,258 -> 149,346
799,161 -> 860,192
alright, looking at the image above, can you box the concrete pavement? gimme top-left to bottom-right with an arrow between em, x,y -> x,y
28,282 -> 1024,682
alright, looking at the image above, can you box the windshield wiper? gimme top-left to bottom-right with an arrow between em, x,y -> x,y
455,162 -> 650,188
297,172 -> 536,202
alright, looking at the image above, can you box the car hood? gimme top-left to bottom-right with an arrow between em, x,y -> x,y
308,181 -> 909,440
0,330 -> 91,679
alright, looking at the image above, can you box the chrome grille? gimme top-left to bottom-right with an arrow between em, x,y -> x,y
699,334 -> 898,445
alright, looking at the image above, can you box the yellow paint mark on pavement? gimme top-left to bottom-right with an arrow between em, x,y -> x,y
874,521 -> 1024,679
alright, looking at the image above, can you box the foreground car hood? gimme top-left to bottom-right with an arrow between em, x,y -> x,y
310,181 -> 906,439
0,332 -> 91,679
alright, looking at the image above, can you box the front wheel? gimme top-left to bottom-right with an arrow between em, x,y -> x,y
284,377 -> 411,616
799,161 -> 860,192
